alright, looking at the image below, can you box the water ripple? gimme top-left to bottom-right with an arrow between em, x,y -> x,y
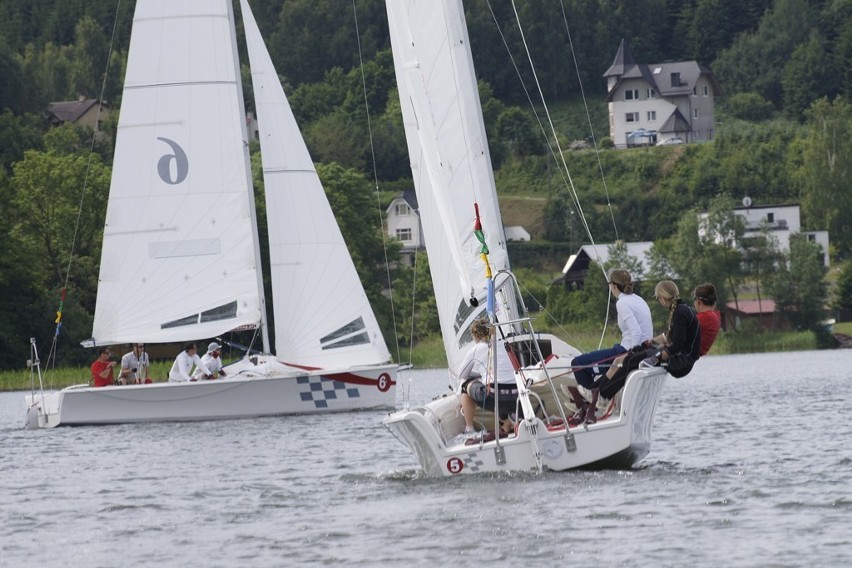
2,352 -> 851,566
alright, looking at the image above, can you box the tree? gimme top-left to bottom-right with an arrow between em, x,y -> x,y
0,36 -> 23,113
834,260 -> 852,318
603,241 -> 644,281
740,225 -> 784,314
304,110 -> 366,171
270,0 -> 386,87
70,16 -> 109,99
289,67 -> 349,123
0,111 -> 44,172
782,33 -> 833,120
496,107 -> 539,158
796,97 -> 852,257
770,234 -> 828,332
724,92 -> 775,121
650,196 -> 745,321
546,260 -> 611,325
8,130 -> 111,365
713,0 -> 817,104
391,253 -> 439,347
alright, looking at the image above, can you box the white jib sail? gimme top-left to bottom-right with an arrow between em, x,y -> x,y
386,0 -> 516,377
241,0 -> 390,368
91,0 -> 264,346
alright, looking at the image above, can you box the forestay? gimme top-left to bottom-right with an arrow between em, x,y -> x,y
241,0 -> 390,368
91,0 -> 264,345
386,0 -> 520,380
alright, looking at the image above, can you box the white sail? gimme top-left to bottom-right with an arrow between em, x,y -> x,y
90,0 -> 264,345
386,0 -> 516,376
241,0 -> 390,367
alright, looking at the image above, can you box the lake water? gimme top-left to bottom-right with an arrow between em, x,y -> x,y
2,350 -> 850,567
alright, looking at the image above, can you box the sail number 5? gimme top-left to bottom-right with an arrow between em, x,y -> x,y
446,457 -> 464,475
157,137 -> 189,184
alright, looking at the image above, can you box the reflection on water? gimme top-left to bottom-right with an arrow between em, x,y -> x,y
2,350 -> 850,566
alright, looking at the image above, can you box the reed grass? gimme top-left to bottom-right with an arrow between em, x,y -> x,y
3,361 -> 174,392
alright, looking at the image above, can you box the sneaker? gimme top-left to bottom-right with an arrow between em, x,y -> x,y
447,427 -> 479,446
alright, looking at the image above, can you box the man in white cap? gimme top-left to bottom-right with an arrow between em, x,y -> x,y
194,341 -> 227,381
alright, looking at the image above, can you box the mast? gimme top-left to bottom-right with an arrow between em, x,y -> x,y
228,0 -> 271,353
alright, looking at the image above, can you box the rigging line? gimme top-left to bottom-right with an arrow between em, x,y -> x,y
352,0 -> 401,363
506,0 -> 601,262
47,0 -> 124,374
480,3 -> 591,293
558,0 -> 619,242
502,0 -> 612,348
483,2 -> 578,221
485,1 -> 597,266
555,0 -> 616,348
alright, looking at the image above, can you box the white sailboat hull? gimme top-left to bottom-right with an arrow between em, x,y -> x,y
383,367 -> 667,476
26,356 -> 396,428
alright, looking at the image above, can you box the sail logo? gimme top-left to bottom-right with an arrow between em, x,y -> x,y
157,137 -> 189,184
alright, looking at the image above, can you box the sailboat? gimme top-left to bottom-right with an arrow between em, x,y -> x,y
25,0 -> 396,428
381,0 -> 668,475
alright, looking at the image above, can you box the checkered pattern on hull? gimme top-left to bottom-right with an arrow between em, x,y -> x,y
464,453 -> 485,473
298,375 -> 360,408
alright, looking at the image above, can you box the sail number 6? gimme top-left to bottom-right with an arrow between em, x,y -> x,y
157,137 -> 189,184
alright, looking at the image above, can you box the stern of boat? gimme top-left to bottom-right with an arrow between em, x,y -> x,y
25,388 -> 78,429
612,366 -> 668,466
383,392 -> 466,476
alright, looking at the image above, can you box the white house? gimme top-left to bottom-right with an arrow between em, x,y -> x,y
385,189 -> 423,265
603,39 -> 722,148
698,202 -> 830,267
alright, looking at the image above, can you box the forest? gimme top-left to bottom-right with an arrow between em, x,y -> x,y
0,0 -> 851,370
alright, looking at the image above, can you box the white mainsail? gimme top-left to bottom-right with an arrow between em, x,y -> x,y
386,0 -> 517,377
241,0 -> 390,368
91,0 -> 264,345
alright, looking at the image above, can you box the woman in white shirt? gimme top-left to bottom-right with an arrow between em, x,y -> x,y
568,268 -> 653,424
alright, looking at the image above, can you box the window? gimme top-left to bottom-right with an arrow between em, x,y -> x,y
395,203 -> 410,216
807,234 -> 815,242
647,88 -> 657,99
693,108 -> 699,119
767,213 -> 774,223
625,112 -> 639,123
396,228 -> 412,241
670,72 -> 681,87
704,85 -> 709,96
647,111 -> 656,121
692,86 -> 697,96
625,89 -> 639,100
